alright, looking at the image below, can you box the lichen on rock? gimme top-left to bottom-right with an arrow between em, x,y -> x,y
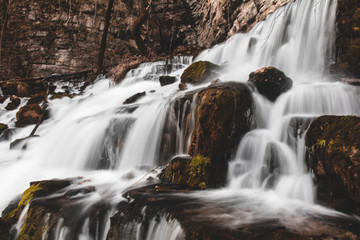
180,61 -> 221,85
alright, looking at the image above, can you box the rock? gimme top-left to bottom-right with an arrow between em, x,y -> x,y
0,96 -> 7,104
123,92 -> 146,105
27,92 -> 46,104
159,76 -> 177,86
0,124 -> 8,135
178,82 -> 187,90
16,104 -> 43,127
305,115 -> 360,214
5,95 -> 21,110
248,67 -> 293,102
340,78 -> 360,86
180,61 -> 221,85
49,92 -> 73,100
2,179 -> 72,226
2,179 -> 110,240
0,218 -> 9,240
0,128 -> 15,141
161,82 -> 254,188
335,1 -> 360,78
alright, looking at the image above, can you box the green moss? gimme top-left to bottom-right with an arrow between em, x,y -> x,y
3,184 -> 42,224
187,155 -> 211,189
18,206 -> 47,240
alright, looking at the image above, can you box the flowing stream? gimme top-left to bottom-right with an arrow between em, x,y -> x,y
1,0 -> 360,239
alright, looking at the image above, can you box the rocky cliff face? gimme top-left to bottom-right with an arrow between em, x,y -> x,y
334,0 -> 360,78
0,0 -> 290,81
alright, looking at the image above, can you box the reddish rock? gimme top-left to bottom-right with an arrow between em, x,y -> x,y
16,104 -> 42,127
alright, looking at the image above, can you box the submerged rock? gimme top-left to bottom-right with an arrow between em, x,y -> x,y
180,61 -> 220,85
248,67 -> 293,102
123,92 -> 146,105
16,104 -> 42,127
305,115 -> 360,214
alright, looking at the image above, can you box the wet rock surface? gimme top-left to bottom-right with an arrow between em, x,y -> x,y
123,91 -> 146,105
248,67 -> 293,102
1,179 -> 109,240
305,115 -> 360,215
107,184 -> 360,240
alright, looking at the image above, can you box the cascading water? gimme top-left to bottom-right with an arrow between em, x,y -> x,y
0,0 -> 359,239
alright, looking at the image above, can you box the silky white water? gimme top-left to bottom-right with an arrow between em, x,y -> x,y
0,0 -> 359,238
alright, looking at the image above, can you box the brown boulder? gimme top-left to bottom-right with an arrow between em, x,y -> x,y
248,67 -> 293,102
305,115 -> 360,214
161,82 -> 254,188
16,104 -> 42,127
180,61 -> 221,85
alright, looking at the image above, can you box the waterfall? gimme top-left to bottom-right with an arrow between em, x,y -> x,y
1,0 -> 359,239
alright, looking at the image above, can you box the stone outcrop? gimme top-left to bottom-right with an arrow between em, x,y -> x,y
305,115 -> 360,215
248,67 -> 293,102
334,0 -> 360,77
160,82 -> 254,188
159,75 -> 176,86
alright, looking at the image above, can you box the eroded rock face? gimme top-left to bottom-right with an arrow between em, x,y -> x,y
248,67 -> 293,102
305,115 -> 360,214
16,104 -> 42,127
180,61 -> 221,85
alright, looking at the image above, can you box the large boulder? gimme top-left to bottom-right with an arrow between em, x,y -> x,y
160,82 -> 254,188
180,61 -> 220,85
16,104 -> 43,127
305,115 -> 360,214
248,67 -> 293,102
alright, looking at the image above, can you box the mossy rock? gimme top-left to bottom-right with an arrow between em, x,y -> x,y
305,115 -> 360,214
2,180 -> 72,226
180,61 -> 220,85
188,82 -> 254,187
160,155 -> 211,189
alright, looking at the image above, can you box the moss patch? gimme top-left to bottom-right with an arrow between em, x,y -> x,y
187,155 -> 211,189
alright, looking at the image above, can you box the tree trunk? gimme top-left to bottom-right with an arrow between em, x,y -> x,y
95,0 -> 115,74
132,0 -> 149,56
